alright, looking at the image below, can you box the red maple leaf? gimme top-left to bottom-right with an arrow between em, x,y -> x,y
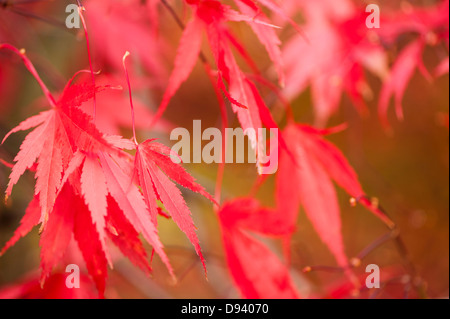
282,0 -> 388,126
276,123 -> 394,268
151,0 -> 287,173
123,52 -> 216,274
377,0 -> 449,127
218,198 -> 299,299
1,44 -> 215,296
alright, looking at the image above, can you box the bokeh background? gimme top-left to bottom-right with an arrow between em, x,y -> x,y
0,0 -> 448,298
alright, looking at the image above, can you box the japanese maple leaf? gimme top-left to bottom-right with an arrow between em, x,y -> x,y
218,198 -> 299,299
377,0 -> 449,45
8,50 -> 218,296
68,147 -> 173,275
0,44 -> 170,295
0,48 -> 110,293
120,52 -> 216,273
2,43 -> 217,296
0,180 -> 110,296
105,195 -> 154,276
377,0 -> 449,127
2,167 -> 157,297
282,0 -> 388,126
378,39 -> 427,127
150,0 -> 286,173
44,131 -> 175,294
40,182 -> 110,295
232,0 -> 285,87
276,123 -> 394,268
133,139 -> 215,271
158,0 -> 284,113
0,44 -> 115,224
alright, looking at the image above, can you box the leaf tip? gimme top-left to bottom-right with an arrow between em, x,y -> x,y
122,51 -> 131,63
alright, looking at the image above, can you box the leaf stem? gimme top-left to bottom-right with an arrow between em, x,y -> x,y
122,52 -> 139,146
77,1 -> 97,121
0,44 -> 56,107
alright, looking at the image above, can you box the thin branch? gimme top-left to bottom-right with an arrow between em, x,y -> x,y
6,7 -> 66,29
356,230 -> 399,261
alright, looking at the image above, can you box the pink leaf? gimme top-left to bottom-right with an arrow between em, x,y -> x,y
80,154 -> 110,265
154,17 -> 203,124
106,196 -> 152,275
138,145 -> 206,272
73,192 -> 108,298
0,196 -> 40,256
99,152 -> 174,277
379,40 -> 424,127
219,199 -> 299,299
39,184 -> 76,283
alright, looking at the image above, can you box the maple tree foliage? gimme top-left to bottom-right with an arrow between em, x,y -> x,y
282,0 -> 388,126
377,0 -> 449,127
282,0 -> 449,127
0,43 -> 214,297
276,123 -> 395,269
0,0 -> 448,299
